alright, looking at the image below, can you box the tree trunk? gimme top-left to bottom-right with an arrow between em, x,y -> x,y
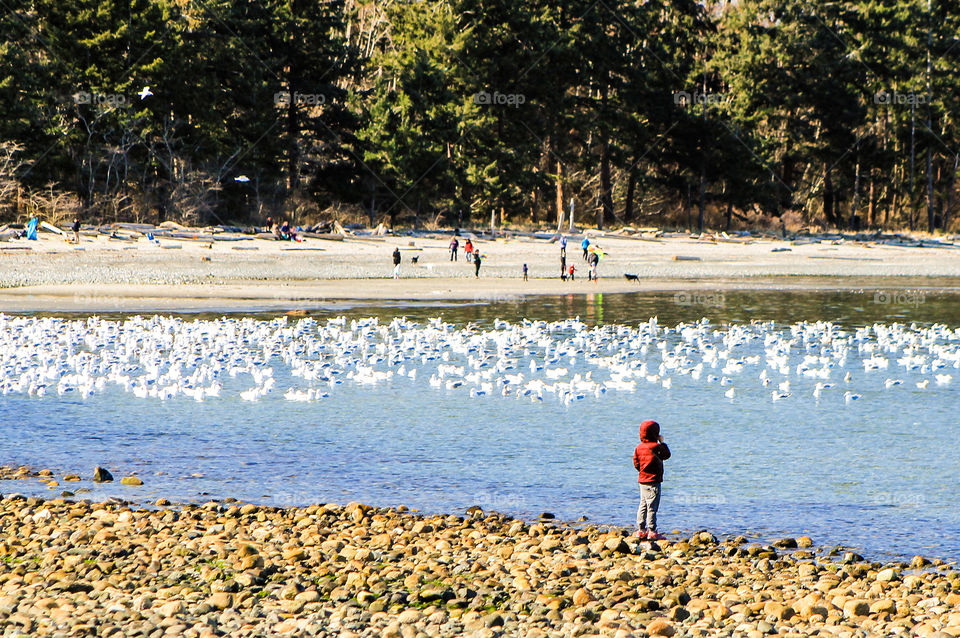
867,174 -> 876,228
849,159 -> 861,229
599,143 -> 611,230
555,158 -> 564,230
823,164 -> 836,227
597,83 -> 612,230
889,183 -> 897,229
697,162 -> 706,233
624,163 -> 637,223
942,155 -> 957,233
286,84 -> 299,192
909,101 -> 916,231
927,145 -> 935,232
926,12 -> 935,232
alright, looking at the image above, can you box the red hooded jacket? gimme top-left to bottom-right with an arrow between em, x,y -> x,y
633,420 -> 671,484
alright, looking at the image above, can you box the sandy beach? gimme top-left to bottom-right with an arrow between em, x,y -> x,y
1,464 -> 958,638
2,230 -> 960,311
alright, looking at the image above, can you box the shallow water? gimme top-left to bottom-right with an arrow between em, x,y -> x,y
3,289 -> 959,563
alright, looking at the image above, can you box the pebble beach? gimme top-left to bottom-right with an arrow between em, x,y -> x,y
1,463 -> 958,638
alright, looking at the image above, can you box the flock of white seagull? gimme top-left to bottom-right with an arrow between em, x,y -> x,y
0,314 -> 956,407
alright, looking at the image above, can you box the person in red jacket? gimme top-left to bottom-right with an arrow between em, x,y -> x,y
633,419 -> 671,540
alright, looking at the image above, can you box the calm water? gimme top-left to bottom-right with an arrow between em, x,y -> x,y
3,289 -> 959,563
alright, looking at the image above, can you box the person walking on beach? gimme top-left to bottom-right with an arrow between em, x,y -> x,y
559,235 -> 567,258
560,252 -> 567,279
522,263 -> 528,281
474,251 -> 482,278
450,237 -> 459,261
581,236 -> 590,261
588,250 -> 599,282
568,264 -> 575,281
633,420 -> 670,540
392,247 -> 401,279
71,218 -> 81,244
464,239 -> 474,263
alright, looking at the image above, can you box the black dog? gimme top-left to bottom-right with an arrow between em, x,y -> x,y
411,255 -> 419,264
623,273 -> 640,282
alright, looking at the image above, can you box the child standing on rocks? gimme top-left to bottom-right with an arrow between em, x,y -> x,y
633,419 -> 671,540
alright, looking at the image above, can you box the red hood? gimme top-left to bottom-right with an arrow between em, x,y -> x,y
639,420 -> 660,441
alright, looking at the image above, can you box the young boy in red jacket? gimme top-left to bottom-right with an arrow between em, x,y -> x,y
633,420 -> 671,540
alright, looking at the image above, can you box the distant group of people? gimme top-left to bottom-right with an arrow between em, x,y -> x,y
395,242 -> 482,279
264,217 -> 299,242
559,235 -> 602,281
448,236 -> 479,264
390,232 -> 604,282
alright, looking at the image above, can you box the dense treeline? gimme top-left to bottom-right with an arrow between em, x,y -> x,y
2,0 -> 960,232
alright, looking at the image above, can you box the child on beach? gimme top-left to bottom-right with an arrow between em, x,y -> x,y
568,264 -> 575,281
633,420 -> 671,540
522,263 -> 528,281
392,247 -> 401,279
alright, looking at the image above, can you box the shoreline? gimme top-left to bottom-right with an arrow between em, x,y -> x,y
2,275 -> 960,313
2,466 -> 951,569
0,479 -> 957,637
